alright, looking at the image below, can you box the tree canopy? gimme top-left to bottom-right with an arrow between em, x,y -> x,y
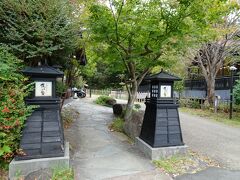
86,0 -> 235,120
0,0 -> 81,66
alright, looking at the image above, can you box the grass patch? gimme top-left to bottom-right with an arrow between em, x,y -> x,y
180,107 -> 240,127
154,155 -> 190,175
61,107 -> 80,128
108,117 -> 124,133
154,151 -> 219,177
51,167 -> 74,180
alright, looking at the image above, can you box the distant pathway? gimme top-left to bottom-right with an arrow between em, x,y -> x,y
64,98 -> 170,180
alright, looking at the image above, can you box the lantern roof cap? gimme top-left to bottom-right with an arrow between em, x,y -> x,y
145,69 -> 181,81
22,65 -> 64,77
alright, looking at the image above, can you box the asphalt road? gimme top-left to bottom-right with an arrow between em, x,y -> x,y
180,112 -> 240,170
177,112 -> 240,180
116,98 -> 240,170
176,167 -> 240,180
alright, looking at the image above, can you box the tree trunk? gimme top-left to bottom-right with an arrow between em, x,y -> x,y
124,81 -> 138,122
206,78 -> 216,107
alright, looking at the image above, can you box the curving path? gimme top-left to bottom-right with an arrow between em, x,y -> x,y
64,98 -> 170,180
64,97 -> 240,180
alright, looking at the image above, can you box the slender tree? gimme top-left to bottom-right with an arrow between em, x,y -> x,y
193,33 -> 240,106
188,7 -> 240,106
87,0 -> 234,121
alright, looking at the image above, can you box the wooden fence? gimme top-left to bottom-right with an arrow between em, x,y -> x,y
86,89 -> 149,102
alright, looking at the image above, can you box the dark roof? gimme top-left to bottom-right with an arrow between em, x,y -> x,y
22,66 -> 64,77
145,70 -> 181,81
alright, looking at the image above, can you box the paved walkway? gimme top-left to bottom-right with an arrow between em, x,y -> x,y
177,112 -> 240,180
117,98 -> 240,170
180,112 -> 240,170
176,167 -> 240,180
64,97 -> 240,179
64,98 -> 170,180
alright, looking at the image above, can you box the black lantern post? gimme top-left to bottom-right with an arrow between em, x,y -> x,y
16,65 -> 65,160
139,70 -> 184,148
229,65 -> 237,119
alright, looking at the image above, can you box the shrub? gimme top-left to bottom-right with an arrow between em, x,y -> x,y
0,47 -> 34,168
189,99 -> 201,109
56,81 -> 67,97
95,95 -> 116,106
233,79 -> 240,105
134,104 -> 141,111
217,103 -> 229,113
179,98 -> 201,109
179,98 -> 189,107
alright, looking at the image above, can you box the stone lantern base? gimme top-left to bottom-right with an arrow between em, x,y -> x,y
9,142 -> 69,180
136,137 -> 188,160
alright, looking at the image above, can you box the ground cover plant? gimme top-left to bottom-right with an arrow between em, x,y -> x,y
51,167 -> 74,180
61,107 -> 80,128
154,151 -> 219,178
95,95 -> 116,106
0,47 -> 35,168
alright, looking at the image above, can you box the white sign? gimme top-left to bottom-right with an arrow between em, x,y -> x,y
160,85 -> 171,98
35,82 -> 52,97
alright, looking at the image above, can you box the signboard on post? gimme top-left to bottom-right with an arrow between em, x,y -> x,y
35,82 -> 52,97
160,85 -> 171,98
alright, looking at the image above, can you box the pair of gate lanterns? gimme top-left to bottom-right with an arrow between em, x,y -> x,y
17,67 -> 184,160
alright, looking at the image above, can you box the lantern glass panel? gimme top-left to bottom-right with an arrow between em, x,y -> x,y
151,84 -> 159,98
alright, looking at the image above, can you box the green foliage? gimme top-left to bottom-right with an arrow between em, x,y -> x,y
83,60 -> 122,89
233,80 -> 240,105
134,104 -> 141,111
86,0 -> 234,118
154,155 -> 190,175
174,80 -> 184,93
56,81 -> 67,97
109,117 -> 124,133
0,47 -> 35,168
87,0 -> 232,74
95,95 -> 116,106
0,0 -> 81,66
51,167 -> 74,180
73,76 -> 86,89
179,98 -> 201,109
